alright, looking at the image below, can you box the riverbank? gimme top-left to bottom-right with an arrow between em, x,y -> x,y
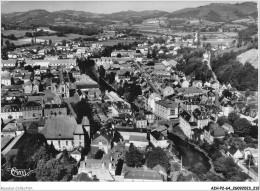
167,130 -> 215,173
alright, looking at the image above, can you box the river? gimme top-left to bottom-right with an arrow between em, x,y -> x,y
167,131 -> 211,171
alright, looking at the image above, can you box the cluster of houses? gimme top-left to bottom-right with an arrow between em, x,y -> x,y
1,32 -> 258,182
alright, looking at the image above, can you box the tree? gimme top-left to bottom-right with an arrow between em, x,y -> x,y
99,65 -> 106,78
94,149 -> 104,159
152,49 -> 157,59
213,157 -> 226,173
147,51 -> 152,59
146,147 -> 170,173
35,158 -> 67,181
205,43 -> 212,51
193,162 -> 207,179
125,143 -> 144,167
62,39 -> 66,46
217,116 -> 229,126
222,89 -> 232,98
233,118 -> 251,136
5,40 -> 10,48
49,39 -> 52,45
116,53 -> 122,58
228,111 -> 240,125
245,154 -> 255,166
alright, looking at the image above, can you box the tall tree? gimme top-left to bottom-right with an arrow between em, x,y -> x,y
125,143 -> 144,167
233,118 -> 251,136
228,111 -> 240,125
146,147 -> 170,173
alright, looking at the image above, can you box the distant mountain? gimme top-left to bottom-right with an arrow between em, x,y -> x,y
1,2 -> 257,26
2,9 -> 50,24
103,10 -> 168,20
167,2 -> 258,22
1,9 -> 168,25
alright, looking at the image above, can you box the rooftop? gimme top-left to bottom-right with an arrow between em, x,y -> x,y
41,116 -> 77,139
124,169 -> 163,180
156,100 -> 178,109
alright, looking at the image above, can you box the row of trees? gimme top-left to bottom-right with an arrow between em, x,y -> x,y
49,25 -> 102,36
200,140 -> 250,181
223,111 -> 257,139
176,49 -> 213,83
125,144 -> 171,173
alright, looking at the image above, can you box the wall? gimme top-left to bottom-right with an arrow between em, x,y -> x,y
47,139 -> 74,151
1,111 -> 23,120
179,116 -> 192,138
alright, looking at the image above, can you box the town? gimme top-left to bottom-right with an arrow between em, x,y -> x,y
1,1 -> 258,183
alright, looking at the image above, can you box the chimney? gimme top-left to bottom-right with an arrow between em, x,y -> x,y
109,163 -> 112,170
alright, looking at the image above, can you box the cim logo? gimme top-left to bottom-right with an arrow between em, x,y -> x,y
7,167 -> 35,178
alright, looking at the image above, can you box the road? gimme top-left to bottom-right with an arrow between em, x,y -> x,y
134,61 -> 161,95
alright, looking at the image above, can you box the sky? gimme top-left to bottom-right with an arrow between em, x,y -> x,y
1,1 -> 245,14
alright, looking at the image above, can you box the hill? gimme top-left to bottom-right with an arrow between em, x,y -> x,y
167,2 -> 257,22
1,9 -> 168,26
1,2 -> 257,26
237,49 -> 258,69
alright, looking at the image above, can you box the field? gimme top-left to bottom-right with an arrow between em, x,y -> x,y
201,38 -> 234,46
95,39 -> 136,46
2,33 -> 99,46
2,30 -> 35,38
32,34 -> 96,42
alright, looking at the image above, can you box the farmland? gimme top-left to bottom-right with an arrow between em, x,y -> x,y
2,30 -> 35,38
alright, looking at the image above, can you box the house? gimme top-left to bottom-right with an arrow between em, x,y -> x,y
1,122 -> 24,137
162,86 -> 174,98
41,115 -> 85,151
192,108 -> 210,129
91,131 -> 112,154
192,80 -> 203,88
154,100 -> 178,120
124,169 -> 163,182
21,101 -> 43,119
227,146 -> 244,162
204,123 -> 226,144
23,81 -> 39,94
220,102 -> 235,116
1,104 -> 23,120
221,123 -> 234,134
181,80 -> 189,88
175,87 -> 203,97
147,93 -> 161,113
113,101 -> 131,114
149,130 -> 169,148
179,110 -> 196,139
144,111 -> 155,124
78,157 -> 115,181
70,149 -> 82,162
129,135 -> 149,149
1,75 -> 12,86
153,164 -> 167,181
43,103 -> 67,117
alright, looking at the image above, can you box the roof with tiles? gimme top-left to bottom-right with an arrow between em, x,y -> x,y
129,135 -> 148,142
124,169 -> 163,180
155,100 -> 178,109
41,116 -> 77,139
